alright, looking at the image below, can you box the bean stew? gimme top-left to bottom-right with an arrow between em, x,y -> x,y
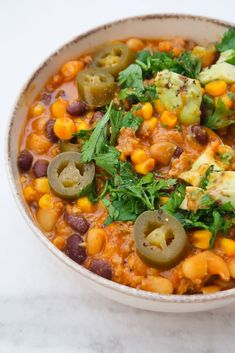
18,29 -> 235,295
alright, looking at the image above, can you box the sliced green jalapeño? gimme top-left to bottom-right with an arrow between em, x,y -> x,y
47,152 -> 95,200
134,210 -> 188,269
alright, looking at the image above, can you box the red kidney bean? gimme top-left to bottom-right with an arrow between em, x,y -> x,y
66,234 -> 87,264
46,119 -> 58,143
92,111 -> 104,123
33,159 -> 49,178
40,91 -> 52,105
173,146 -> 183,159
66,101 -> 87,116
191,125 -> 208,145
18,150 -> 33,171
89,259 -> 112,280
65,214 -> 89,234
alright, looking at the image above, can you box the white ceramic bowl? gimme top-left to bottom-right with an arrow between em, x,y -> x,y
7,14 -> 235,312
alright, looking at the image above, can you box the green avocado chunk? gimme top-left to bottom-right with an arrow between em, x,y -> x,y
206,171 -> 235,207
179,145 -> 233,187
155,70 -> 202,125
217,49 -> 235,65
199,62 -> 235,85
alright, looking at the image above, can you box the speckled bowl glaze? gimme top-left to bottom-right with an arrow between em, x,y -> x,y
7,14 -> 235,312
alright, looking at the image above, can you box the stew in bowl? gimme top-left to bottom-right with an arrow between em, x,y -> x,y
17,27 -> 235,296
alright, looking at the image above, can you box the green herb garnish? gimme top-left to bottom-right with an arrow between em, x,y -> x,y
204,98 -> 234,129
110,109 -> 142,145
162,186 -> 235,247
216,28 -> 235,52
136,50 -> 201,79
102,162 -> 177,224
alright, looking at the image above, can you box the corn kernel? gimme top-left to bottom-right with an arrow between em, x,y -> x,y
39,193 -> 54,209
215,94 -> 233,108
34,177 -> 50,194
50,98 -> 68,119
141,117 -> 158,134
30,103 -> 45,117
53,236 -> 66,250
154,99 -> 165,114
135,158 -> 155,175
131,149 -> 147,164
77,196 -> 93,213
141,102 -> 153,120
119,152 -> 126,161
159,196 -> 169,204
205,80 -> 227,96
74,118 -> 90,132
20,176 -> 26,183
192,46 -> 216,68
54,117 -> 76,140
24,185 -> 38,202
60,60 -> 84,81
191,229 -> 212,250
220,238 -> 235,256
160,111 -> 178,128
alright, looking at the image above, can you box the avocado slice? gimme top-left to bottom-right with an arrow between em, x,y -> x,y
179,145 -> 224,186
179,144 -> 233,187
180,171 -> 235,211
155,70 -> 202,125
180,186 -> 207,212
206,171 -> 235,207
217,49 -> 235,65
199,62 -> 235,85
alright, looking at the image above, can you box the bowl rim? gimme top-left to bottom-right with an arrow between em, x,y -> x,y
6,13 -> 235,305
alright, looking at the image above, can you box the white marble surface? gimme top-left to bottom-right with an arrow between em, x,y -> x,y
1,1 -> 235,352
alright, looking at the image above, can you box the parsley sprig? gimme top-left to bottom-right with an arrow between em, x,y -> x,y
162,184 -> 235,247
81,101 -> 142,176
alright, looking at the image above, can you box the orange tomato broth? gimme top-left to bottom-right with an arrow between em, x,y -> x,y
18,37 -> 235,295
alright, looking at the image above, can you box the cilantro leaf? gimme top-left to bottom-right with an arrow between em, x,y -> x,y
200,165 -> 215,189
176,51 -> 201,79
94,146 -> 120,176
216,28 -> 235,52
118,64 -> 144,90
163,185 -> 235,248
110,109 -> 142,145
73,129 -> 94,139
201,94 -> 215,118
204,98 -> 235,129
102,162 -> 177,224
136,50 -> 176,77
118,61 -> 158,103
162,184 -> 186,214
81,101 -> 113,163
78,181 -> 98,203
119,85 -> 157,103
136,50 -> 201,79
